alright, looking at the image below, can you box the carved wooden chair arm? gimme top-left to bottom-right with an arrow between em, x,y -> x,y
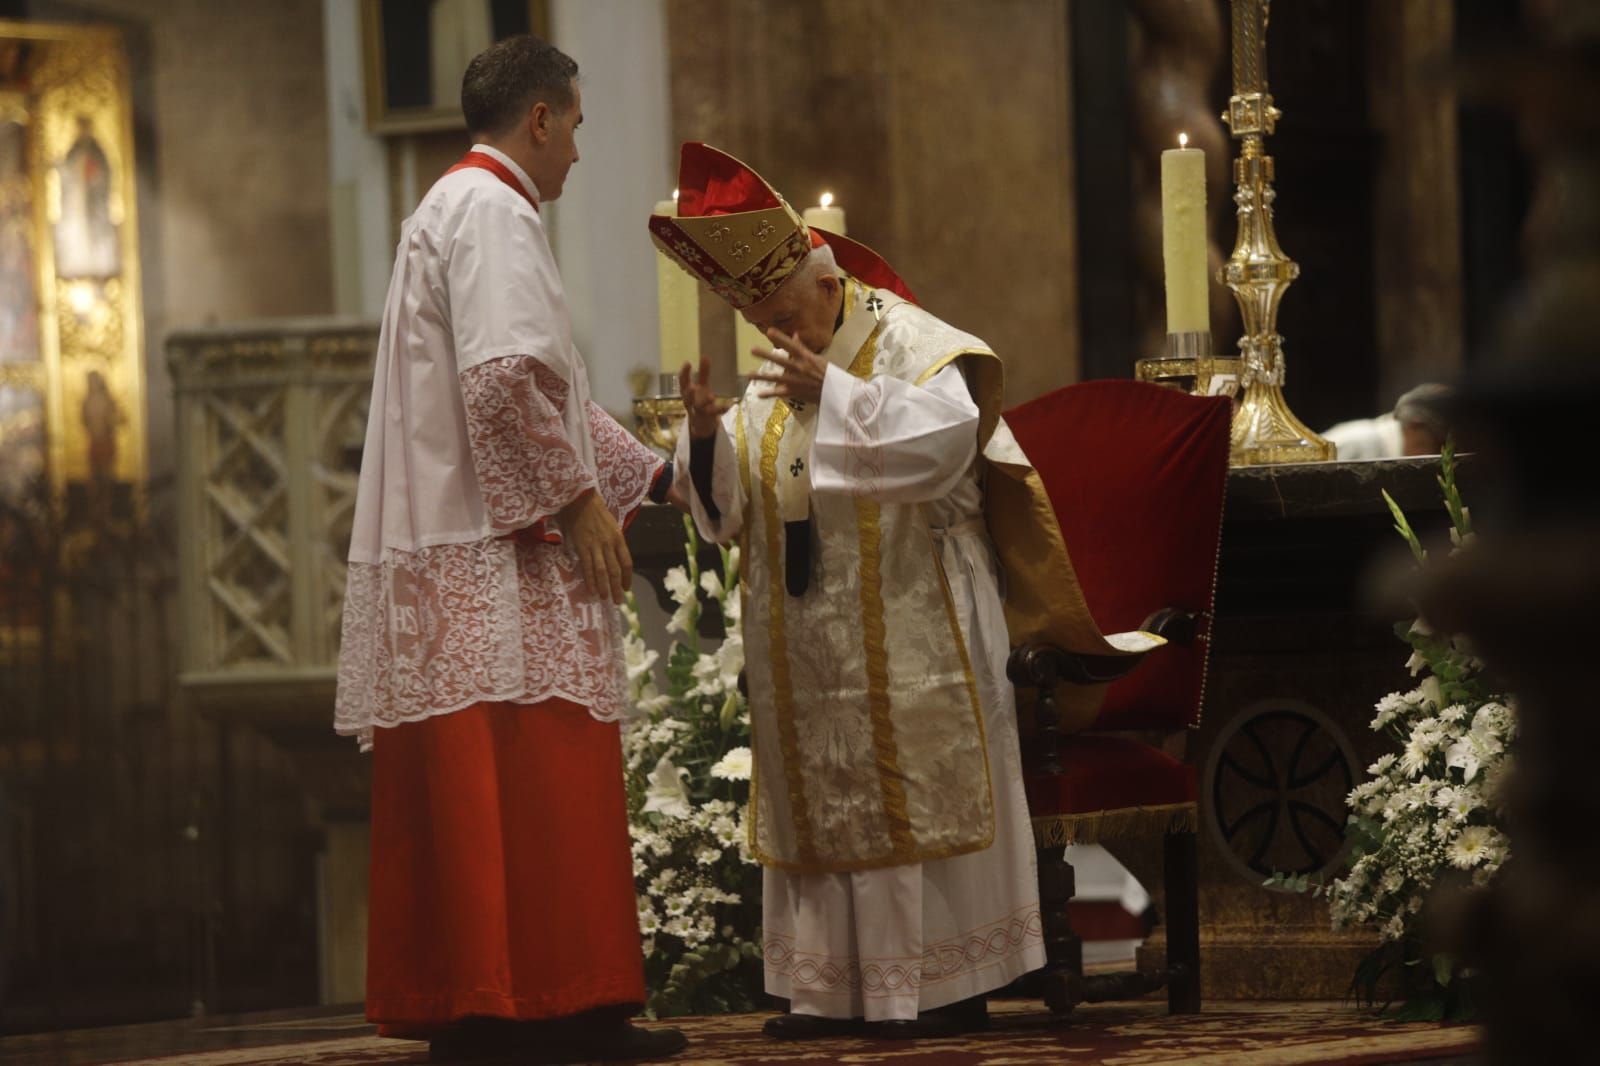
1006,608 -> 1200,690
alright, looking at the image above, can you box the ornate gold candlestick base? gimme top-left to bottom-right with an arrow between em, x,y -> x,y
1227,329 -> 1334,464
1220,0 -> 1333,466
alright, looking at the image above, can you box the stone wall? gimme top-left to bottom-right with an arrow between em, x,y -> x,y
666,0 -> 1080,405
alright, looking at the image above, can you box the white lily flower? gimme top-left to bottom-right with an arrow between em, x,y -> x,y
642,755 -> 693,819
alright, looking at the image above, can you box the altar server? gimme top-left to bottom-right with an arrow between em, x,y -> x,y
336,35 -> 683,1062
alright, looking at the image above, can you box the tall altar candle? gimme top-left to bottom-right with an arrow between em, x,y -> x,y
801,191 -> 847,235
656,190 -> 700,375
1160,133 -> 1209,335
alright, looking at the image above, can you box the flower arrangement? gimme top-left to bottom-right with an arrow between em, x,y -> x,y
1267,442 -> 1515,1021
620,514 -> 763,1017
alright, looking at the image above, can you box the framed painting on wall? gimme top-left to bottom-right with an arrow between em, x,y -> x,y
362,0 -> 552,135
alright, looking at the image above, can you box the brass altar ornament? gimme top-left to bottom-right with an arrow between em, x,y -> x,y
1218,0 -> 1332,465
1136,331 -> 1243,399
631,372 -> 739,454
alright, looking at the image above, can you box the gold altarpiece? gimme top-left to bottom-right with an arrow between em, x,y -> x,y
0,21 -> 145,518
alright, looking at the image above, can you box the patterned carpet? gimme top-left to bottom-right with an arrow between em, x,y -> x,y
2,999 -> 1481,1065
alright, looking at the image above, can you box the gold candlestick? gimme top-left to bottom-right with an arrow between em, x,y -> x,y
1219,0 -> 1333,465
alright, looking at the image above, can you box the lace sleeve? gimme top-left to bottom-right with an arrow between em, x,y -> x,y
587,400 -> 664,525
460,355 -> 597,535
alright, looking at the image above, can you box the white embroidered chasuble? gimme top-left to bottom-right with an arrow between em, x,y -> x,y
718,282 -> 1002,874
678,278 -> 1049,1016
336,144 -> 663,750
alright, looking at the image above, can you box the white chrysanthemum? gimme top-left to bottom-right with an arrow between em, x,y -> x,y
711,746 -> 752,781
1368,753 -> 1398,776
1399,733 -> 1434,778
1448,825 -> 1496,868
1381,913 -> 1406,942
643,755 -> 693,819
695,846 -> 722,865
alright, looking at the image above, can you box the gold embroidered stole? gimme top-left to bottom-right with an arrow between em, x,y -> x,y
738,280 -> 994,874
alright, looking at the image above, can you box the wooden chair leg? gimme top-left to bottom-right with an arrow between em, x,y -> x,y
1037,845 -> 1084,1015
1163,831 -> 1201,1013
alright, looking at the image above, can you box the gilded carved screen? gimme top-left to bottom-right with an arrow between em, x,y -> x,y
0,22 -> 145,522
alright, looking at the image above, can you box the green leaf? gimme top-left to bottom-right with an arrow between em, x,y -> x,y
1382,489 -> 1426,565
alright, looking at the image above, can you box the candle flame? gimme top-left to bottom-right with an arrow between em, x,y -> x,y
819,191 -> 834,210
1178,132 -> 1189,149
672,187 -> 679,202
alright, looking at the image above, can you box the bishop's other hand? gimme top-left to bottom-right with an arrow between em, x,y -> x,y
755,329 -> 827,407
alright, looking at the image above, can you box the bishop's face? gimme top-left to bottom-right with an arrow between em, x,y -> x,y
741,270 -> 842,357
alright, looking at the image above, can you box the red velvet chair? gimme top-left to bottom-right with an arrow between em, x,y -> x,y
1003,379 -> 1232,1016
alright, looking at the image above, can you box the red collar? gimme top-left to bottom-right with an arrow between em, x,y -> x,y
446,151 -> 539,212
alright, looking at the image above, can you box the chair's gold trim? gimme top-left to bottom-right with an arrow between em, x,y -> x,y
1030,801 -> 1198,848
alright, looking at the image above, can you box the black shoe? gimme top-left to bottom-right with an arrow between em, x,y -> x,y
942,994 -> 991,1032
762,1012 -> 863,1040
865,997 -> 987,1042
535,1022 -> 688,1063
428,1019 -> 520,1062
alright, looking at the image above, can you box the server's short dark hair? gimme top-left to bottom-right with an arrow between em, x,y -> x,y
460,35 -> 577,137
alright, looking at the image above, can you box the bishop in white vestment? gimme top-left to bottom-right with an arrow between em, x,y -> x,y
650,143 -> 1078,1038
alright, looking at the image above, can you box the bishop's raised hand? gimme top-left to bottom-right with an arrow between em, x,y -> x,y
679,356 -> 728,440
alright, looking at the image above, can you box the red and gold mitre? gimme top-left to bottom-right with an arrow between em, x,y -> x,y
648,143 -> 814,310
649,142 -> 918,310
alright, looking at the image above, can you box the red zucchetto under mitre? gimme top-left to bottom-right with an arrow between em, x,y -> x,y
648,142 -> 916,309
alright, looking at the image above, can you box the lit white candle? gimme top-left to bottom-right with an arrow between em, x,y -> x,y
801,191 -> 846,235
1160,133 -> 1209,335
656,189 -> 701,375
